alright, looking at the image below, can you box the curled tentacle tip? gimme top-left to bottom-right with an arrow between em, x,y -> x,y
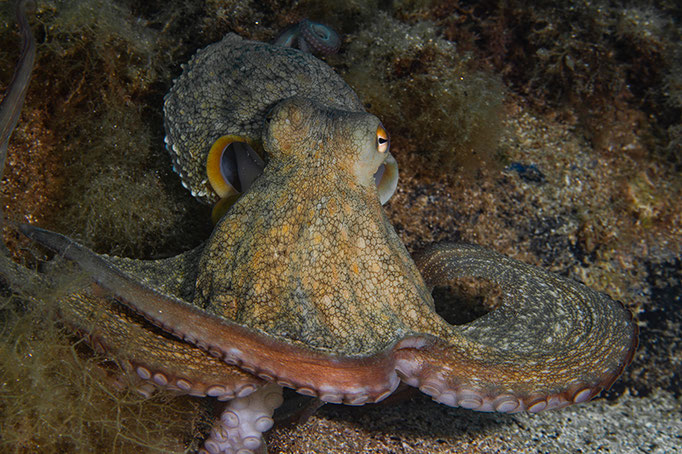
274,19 -> 341,55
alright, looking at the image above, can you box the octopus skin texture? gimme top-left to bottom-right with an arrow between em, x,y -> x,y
17,33 -> 637,454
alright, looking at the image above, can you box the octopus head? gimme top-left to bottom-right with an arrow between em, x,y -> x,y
263,97 -> 398,203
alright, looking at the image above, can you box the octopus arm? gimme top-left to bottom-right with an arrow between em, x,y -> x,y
20,224 -> 403,404
396,243 -> 638,413
62,288 -> 264,400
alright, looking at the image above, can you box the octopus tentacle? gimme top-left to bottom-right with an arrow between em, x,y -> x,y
20,224 -> 403,404
297,19 -> 342,55
272,23 -> 300,49
201,384 -> 284,454
19,225 -> 637,413
273,19 -> 341,55
62,288 -> 264,401
397,243 -> 638,413
0,243 -> 263,401
163,33 -> 362,203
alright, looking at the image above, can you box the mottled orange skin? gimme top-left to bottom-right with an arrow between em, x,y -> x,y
194,97 -> 439,355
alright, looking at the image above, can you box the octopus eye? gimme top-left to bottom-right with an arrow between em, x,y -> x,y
376,125 -> 390,154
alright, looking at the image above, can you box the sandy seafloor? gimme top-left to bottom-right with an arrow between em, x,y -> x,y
0,1 -> 680,453
266,389 -> 681,453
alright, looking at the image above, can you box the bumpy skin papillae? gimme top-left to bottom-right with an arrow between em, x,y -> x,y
193,98 -> 434,358
163,33 -> 363,203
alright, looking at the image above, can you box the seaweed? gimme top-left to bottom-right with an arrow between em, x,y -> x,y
1,0 -> 212,259
394,0 -> 681,169
0,265 -> 211,453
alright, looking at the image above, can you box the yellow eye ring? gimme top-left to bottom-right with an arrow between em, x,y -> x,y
207,135 -> 244,198
376,124 -> 390,153
207,134 -> 263,198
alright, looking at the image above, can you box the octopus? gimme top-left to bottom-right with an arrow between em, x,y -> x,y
11,32 -> 637,454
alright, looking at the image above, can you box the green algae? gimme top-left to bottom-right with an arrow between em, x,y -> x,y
1,0 -> 212,258
0,271 -> 210,453
0,1 -> 214,451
